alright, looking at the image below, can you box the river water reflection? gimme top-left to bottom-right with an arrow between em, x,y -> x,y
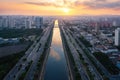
44,20 -> 68,80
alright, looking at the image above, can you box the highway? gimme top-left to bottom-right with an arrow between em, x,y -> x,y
60,26 -> 75,80
3,22 -> 53,80
38,28 -> 53,80
66,28 -> 103,80
24,25 -> 53,80
4,35 -> 42,80
61,26 -> 90,80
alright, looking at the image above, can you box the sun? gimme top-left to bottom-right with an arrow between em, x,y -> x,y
63,8 -> 70,13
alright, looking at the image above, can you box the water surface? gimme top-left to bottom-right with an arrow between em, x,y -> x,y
44,20 -> 68,80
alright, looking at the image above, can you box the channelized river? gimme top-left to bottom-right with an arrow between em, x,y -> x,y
44,20 -> 68,80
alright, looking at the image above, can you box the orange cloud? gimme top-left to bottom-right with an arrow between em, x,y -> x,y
0,1 -> 120,15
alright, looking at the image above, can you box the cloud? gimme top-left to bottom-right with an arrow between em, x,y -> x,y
24,1 -> 76,8
24,0 -> 120,10
25,2 -> 63,8
77,0 -> 120,9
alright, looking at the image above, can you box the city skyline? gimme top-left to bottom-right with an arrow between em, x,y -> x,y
0,0 -> 120,16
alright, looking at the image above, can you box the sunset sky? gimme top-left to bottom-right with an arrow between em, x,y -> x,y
0,0 -> 120,16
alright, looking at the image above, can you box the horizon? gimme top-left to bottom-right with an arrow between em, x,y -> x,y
0,14 -> 120,17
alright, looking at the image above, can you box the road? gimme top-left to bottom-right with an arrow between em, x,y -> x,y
3,22 -> 53,80
38,29 -> 53,80
24,25 -> 53,80
61,26 -> 90,80
60,26 -> 75,80
66,28 -> 103,80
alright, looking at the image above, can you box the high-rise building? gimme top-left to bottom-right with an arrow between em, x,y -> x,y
0,16 -> 43,29
8,16 -> 15,28
0,16 -> 3,28
25,17 -> 32,29
95,22 -> 100,34
35,17 -> 43,28
113,21 -> 117,27
115,28 -> 120,46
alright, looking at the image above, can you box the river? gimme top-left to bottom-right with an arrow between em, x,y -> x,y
44,20 -> 68,80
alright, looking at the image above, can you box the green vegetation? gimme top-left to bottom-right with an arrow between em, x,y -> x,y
18,61 -> 32,80
76,35 -> 109,79
22,58 -> 27,62
65,42 -> 81,80
33,51 -> 45,80
0,51 -> 25,79
77,49 -> 94,80
75,34 -> 104,75
0,28 -> 43,38
0,40 -> 33,80
86,68 -> 95,80
69,27 -> 92,48
18,72 -> 26,80
67,29 -> 94,80
78,36 -> 92,47
83,49 -> 109,80
93,52 -> 120,75
84,49 -> 104,75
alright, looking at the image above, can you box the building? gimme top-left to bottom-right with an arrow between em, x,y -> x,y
25,17 -> 32,29
35,17 -> 43,28
113,21 -> 117,27
115,28 -> 120,46
8,16 -> 15,28
0,16 -> 43,29
94,22 -> 100,34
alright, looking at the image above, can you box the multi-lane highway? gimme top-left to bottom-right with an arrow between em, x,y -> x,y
24,25 -> 53,80
66,28 -> 103,80
61,26 -> 90,80
4,22 -> 53,80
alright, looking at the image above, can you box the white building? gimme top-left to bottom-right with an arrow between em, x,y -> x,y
115,28 -> 120,46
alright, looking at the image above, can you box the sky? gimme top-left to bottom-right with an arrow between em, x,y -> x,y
0,0 -> 120,16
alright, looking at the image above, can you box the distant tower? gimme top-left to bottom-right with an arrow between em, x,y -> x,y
113,21 -> 117,27
95,22 -> 99,33
35,17 -> 43,28
25,17 -> 32,29
115,28 -> 120,46
8,16 -> 15,28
